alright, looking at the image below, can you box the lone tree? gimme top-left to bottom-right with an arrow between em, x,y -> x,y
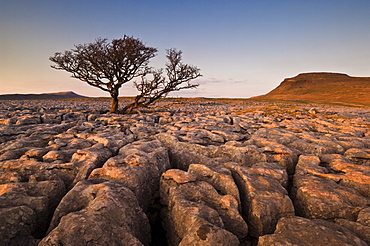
50,36 -> 157,113
50,36 -> 201,114
121,48 -> 201,114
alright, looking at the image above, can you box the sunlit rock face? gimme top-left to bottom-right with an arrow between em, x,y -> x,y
256,72 -> 370,105
257,216 -> 367,246
160,168 -> 244,245
39,180 -> 150,246
0,98 -> 370,245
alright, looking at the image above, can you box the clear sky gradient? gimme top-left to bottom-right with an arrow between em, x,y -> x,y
1,0 -> 370,98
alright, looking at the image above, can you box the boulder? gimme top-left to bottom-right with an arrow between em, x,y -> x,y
41,113 -> 62,124
226,163 -> 294,237
0,171 -> 20,183
156,133 -> 218,169
89,140 -> 170,211
41,180 -> 150,246
160,169 -> 245,245
292,156 -> 370,220
70,143 -> 112,187
188,164 -> 241,211
15,115 -> 41,125
344,148 -> 370,166
156,133 -> 266,170
0,147 -> 31,161
357,207 -> 370,226
288,139 -> 331,155
258,216 -> 367,246
0,206 -> 39,246
42,149 -> 75,163
335,219 -> 370,245
87,132 -> 135,154
245,136 -> 298,174
320,154 -> 370,198
25,148 -> 50,161
0,180 -> 66,244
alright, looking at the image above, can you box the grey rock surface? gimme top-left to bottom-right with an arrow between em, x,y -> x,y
0,99 -> 369,245
40,180 -> 149,246
258,216 -> 367,246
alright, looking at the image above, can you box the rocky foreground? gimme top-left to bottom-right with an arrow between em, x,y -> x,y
0,98 -> 370,246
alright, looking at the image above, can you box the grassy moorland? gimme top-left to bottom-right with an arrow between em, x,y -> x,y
252,72 -> 370,107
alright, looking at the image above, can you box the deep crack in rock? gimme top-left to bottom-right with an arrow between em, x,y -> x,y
0,98 -> 369,245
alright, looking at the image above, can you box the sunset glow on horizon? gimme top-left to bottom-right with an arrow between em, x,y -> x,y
1,0 -> 370,98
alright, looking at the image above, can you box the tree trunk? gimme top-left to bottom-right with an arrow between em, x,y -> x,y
110,96 -> 119,113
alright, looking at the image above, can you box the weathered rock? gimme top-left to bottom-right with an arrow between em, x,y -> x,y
0,117 -> 17,125
294,154 -> 323,175
246,136 -> 299,174
247,162 -> 289,189
226,163 -> 294,237
344,148 -> 370,166
16,115 -> 41,125
160,169 -> 246,245
1,98 -> 370,244
0,159 -> 52,182
288,139 -> 332,155
175,127 -> 222,145
178,225 -> 240,246
65,137 -> 93,149
0,206 -> 39,246
156,133 -> 218,169
209,145 -> 267,167
41,180 -> 150,246
357,207 -> 370,226
0,147 -> 31,161
0,171 -> 21,183
210,130 -> 243,142
0,179 -> 66,244
319,154 -> 370,198
42,149 -> 75,163
258,216 -> 367,246
1,138 -> 45,152
156,133 -> 267,169
292,155 -> 370,220
41,113 -> 62,124
335,219 -> 370,245
0,144 -> 112,189
70,143 -> 112,187
61,112 -> 86,122
163,169 -> 197,184
87,132 -> 135,154
25,148 -> 50,160
337,136 -> 367,149
89,140 -> 170,210
188,164 -> 241,211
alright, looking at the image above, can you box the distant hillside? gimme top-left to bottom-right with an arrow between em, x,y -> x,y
0,91 -> 86,100
254,72 -> 370,104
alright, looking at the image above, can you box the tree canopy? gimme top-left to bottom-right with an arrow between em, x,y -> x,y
50,36 -> 200,113
122,48 -> 201,113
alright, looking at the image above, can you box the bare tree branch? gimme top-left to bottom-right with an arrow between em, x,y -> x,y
121,48 -> 201,114
50,36 -> 157,113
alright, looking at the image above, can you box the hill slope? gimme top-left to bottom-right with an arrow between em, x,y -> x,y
0,91 -> 86,100
254,72 -> 370,104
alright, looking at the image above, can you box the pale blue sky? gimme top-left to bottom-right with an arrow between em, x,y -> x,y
1,0 -> 370,98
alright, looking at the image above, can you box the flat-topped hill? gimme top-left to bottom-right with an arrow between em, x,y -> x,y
0,91 -> 86,100
254,72 -> 370,104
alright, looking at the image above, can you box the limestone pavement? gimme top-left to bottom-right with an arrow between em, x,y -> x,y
0,98 -> 369,245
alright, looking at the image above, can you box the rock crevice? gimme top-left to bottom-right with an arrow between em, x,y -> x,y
0,99 -> 369,245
